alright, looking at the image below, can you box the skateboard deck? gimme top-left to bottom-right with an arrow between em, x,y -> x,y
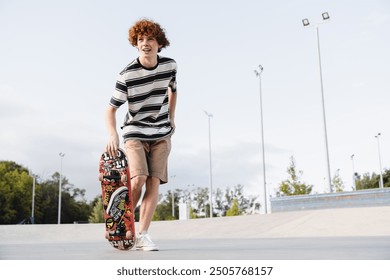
99,149 -> 135,250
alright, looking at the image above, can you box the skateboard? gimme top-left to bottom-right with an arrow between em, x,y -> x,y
98,149 -> 135,250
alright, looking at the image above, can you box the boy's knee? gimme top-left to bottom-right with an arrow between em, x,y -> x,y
131,175 -> 147,190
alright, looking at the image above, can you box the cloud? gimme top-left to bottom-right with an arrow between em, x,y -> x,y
365,10 -> 390,26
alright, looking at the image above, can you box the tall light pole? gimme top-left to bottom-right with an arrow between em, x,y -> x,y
375,133 -> 384,189
302,12 -> 333,193
29,171 -> 36,223
58,152 -> 65,224
254,65 -> 267,214
170,175 -> 176,217
351,154 -> 356,190
204,110 -> 213,218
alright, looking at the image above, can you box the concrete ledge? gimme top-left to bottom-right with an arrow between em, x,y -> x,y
271,188 -> 390,212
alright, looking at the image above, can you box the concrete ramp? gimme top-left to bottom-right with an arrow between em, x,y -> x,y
148,206 -> 390,239
1,206 -> 389,260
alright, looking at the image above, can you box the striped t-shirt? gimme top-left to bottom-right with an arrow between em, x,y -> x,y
109,56 -> 177,142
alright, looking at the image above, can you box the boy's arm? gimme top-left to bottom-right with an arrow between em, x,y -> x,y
168,87 -> 177,129
105,105 -> 119,157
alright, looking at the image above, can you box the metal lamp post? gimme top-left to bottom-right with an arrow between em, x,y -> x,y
375,133 -> 384,189
302,12 -> 333,193
204,110 -> 213,218
58,152 -> 65,224
29,171 -> 36,223
171,175 -> 176,217
351,154 -> 356,190
254,65 -> 268,214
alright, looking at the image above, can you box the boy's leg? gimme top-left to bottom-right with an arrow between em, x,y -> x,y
138,137 -> 170,232
136,138 -> 170,251
125,137 -> 170,250
130,175 -> 146,212
138,176 -> 160,233
124,140 -> 148,207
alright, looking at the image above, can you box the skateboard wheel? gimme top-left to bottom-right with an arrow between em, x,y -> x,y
98,173 -> 104,181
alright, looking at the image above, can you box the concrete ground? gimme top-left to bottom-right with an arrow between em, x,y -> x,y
1,206 -> 390,260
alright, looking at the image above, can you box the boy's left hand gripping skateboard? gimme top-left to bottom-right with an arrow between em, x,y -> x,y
99,149 -> 135,250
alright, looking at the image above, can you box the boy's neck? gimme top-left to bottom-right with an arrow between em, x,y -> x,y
138,56 -> 158,69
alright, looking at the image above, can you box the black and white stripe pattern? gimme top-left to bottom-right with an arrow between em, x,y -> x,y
110,56 -> 177,142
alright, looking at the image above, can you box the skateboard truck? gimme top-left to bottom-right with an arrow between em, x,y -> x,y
110,230 -> 127,237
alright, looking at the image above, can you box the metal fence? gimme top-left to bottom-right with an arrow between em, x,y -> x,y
270,188 -> 390,212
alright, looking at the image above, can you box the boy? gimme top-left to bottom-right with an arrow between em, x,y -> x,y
105,19 -> 177,251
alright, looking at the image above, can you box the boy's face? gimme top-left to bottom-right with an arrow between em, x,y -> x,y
137,34 -> 162,59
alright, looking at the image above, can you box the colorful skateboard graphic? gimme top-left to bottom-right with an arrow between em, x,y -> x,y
99,149 -> 135,250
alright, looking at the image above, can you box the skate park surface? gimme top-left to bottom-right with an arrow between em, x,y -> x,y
1,206 -> 389,260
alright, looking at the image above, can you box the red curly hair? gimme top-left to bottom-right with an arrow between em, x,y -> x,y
128,19 -> 170,52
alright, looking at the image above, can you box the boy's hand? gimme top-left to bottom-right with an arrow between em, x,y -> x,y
106,133 -> 119,157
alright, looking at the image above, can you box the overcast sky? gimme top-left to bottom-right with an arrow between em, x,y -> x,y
1,0 -> 389,203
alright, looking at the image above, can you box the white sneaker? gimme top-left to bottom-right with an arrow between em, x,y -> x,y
136,233 -> 159,251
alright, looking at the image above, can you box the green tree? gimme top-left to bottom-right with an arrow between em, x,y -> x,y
33,172 -> 91,224
0,161 -> 32,224
0,160 -> 95,224
355,172 -> 379,190
33,176 -> 58,224
278,156 -> 313,196
216,185 -> 258,216
213,188 -> 225,216
226,199 -> 241,216
189,205 -> 197,219
227,184 -> 257,214
89,196 -> 104,223
142,184 -> 260,221
383,169 -> 390,188
192,187 -> 210,218
332,169 -> 345,192
355,170 -> 390,190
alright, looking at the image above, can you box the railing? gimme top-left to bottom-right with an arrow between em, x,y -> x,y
270,188 -> 390,212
